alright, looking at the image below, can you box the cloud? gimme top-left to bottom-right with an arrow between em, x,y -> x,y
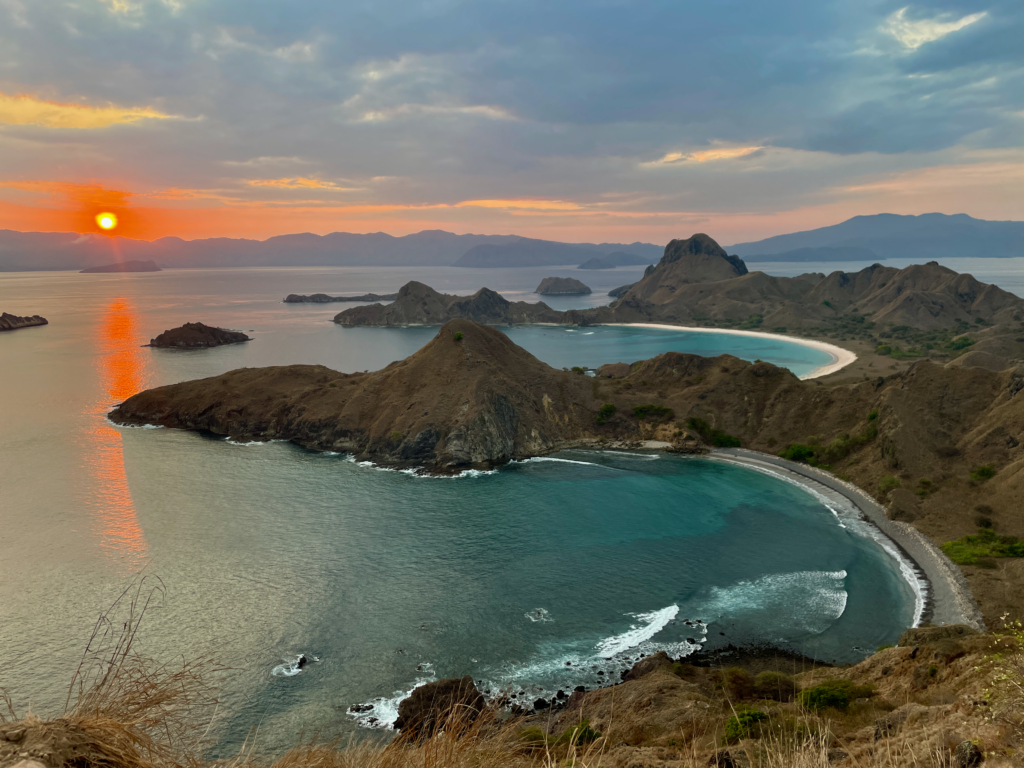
0,180 -> 133,208
455,199 -> 583,211
247,177 -> 360,191
0,92 -> 173,129
356,103 -> 517,123
882,7 -> 988,50
642,146 -> 765,167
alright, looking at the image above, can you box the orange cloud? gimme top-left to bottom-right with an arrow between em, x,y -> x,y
0,92 -> 173,129
455,199 -> 584,211
643,146 -> 764,166
247,177 -> 360,191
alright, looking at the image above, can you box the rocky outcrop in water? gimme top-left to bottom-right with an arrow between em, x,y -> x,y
333,281 -> 565,326
80,260 -> 161,273
394,676 -> 486,738
148,322 -> 250,349
535,277 -> 591,295
0,312 -> 48,331
283,293 -> 398,303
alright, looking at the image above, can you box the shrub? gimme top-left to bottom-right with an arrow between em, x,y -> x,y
686,416 -> 741,447
595,403 -> 617,425
633,404 -> 674,421
878,475 -> 900,494
518,726 -> 548,746
876,344 -> 892,356
970,464 -> 996,481
714,667 -> 755,700
389,430 -> 403,443
555,719 -> 601,746
867,409 -> 879,421
453,331 -> 464,341
571,366 -> 586,375
725,709 -> 767,741
941,528 -> 1024,565
798,679 -> 872,711
780,443 -> 816,463
754,671 -> 798,702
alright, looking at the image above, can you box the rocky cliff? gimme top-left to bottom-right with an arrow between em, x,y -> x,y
148,322 -> 251,348
333,281 -> 567,326
0,312 -> 48,331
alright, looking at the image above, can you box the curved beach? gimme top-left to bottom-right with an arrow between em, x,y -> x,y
707,447 -> 985,632
604,323 -> 857,379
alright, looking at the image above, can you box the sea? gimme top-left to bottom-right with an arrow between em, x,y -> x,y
4,256 -> 1018,756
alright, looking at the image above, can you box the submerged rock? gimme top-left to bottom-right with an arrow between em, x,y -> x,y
0,313 -> 47,332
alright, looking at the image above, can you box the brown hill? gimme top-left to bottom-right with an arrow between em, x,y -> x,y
333,281 -> 566,326
148,322 -> 251,349
619,233 -> 748,304
0,312 -> 47,331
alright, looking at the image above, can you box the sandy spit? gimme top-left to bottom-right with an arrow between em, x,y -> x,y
707,447 -> 985,632
601,323 -> 857,379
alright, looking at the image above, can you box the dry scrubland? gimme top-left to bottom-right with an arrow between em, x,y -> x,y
3,594 -> 1023,768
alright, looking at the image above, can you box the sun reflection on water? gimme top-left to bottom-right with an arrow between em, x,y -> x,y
84,297 -> 150,567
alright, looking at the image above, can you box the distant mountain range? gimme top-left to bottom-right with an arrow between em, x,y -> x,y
729,213 -> 1024,260
2,213 -> 1021,272
0,229 -> 660,272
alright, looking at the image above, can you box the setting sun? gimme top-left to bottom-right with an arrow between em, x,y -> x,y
95,212 -> 118,230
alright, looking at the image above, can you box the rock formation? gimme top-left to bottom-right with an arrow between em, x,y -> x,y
283,293 -> 398,303
535,277 -> 591,295
333,281 -> 566,326
577,252 -> 651,270
393,676 -> 486,739
80,260 -> 161,273
148,322 -> 251,349
0,312 -> 47,331
607,282 -> 635,298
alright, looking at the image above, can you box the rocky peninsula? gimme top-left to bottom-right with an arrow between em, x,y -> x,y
148,322 -> 251,349
0,312 -> 48,331
535,276 -> 591,295
284,292 -> 398,303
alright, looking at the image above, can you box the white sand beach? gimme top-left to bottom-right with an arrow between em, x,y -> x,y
603,323 -> 858,379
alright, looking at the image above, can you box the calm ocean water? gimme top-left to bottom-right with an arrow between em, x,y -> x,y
0,265 -> 921,755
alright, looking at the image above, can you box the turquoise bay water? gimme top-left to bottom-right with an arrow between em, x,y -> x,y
0,268 -> 907,755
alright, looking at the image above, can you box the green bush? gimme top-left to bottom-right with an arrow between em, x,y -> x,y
753,671 -> 798,702
941,528 -> 1024,565
389,430 -> 403,443
686,416 -> 741,447
867,409 -> 879,421
970,464 -> 996,481
725,709 -> 767,741
878,475 -> 900,494
596,403 -> 617,425
453,331 -> 464,341
876,344 -> 892,356
555,719 -> 601,746
633,404 -> 675,421
571,366 -> 586,375
798,679 -> 872,711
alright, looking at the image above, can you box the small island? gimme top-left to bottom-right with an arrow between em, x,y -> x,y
535,276 -> 592,295
148,322 -> 251,349
0,312 -> 48,332
577,252 -> 651,270
284,293 -> 398,303
80,260 -> 161,273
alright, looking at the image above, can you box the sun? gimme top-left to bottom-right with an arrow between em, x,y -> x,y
95,212 -> 118,231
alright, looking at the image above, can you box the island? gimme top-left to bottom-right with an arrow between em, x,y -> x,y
148,322 -> 251,349
283,292 -> 398,303
0,312 -> 48,332
535,276 -> 592,295
80,260 -> 161,273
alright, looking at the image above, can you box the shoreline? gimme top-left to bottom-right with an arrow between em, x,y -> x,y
705,447 -> 985,632
601,322 -> 857,379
